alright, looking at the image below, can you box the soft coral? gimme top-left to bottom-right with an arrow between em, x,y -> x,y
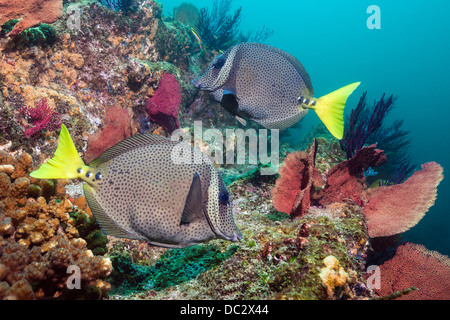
20,98 -> 62,137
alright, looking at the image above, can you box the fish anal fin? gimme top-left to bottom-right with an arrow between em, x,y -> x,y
180,172 -> 204,225
83,184 -> 144,240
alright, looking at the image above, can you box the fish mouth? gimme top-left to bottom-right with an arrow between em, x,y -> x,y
221,228 -> 243,242
231,229 -> 243,242
192,77 -> 214,91
192,77 -> 201,88
201,207 -> 243,242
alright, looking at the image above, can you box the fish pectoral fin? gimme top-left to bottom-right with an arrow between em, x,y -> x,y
180,172 -> 204,225
235,116 -> 247,126
220,91 -> 240,115
83,184 -> 144,240
220,90 -> 248,126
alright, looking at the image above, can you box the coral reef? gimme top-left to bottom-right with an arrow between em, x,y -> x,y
108,198 -> 371,300
0,0 -> 447,302
0,235 -> 111,299
364,162 -> 444,238
0,0 -> 63,36
146,73 -> 181,135
0,150 -> 111,299
0,0 -> 203,160
375,242 -> 450,300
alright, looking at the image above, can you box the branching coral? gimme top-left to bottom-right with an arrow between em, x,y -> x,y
364,162 -> 444,238
0,0 -> 63,36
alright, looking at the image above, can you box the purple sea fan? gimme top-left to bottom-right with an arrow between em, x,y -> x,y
20,98 -> 62,137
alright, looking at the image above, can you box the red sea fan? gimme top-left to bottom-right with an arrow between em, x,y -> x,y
320,144 -> 387,205
146,73 -> 181,135
375,242 -> 450,300
364,162 -> 444,238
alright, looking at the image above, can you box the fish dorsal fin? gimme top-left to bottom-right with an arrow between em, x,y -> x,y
180,172 -> 204,225
83,184 -> 145,240
89,133 -> 174,166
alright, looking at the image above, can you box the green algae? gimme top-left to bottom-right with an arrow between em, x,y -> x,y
0,20 -> 57,47
69,208 -> 109,256
108,242 -> 239,294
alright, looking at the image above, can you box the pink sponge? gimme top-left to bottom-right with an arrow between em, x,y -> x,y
146,73 -> 181,134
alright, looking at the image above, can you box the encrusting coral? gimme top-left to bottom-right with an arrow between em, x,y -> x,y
0,150 -> 111,299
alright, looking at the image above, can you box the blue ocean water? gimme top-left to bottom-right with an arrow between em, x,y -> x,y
164,0 -> 450,255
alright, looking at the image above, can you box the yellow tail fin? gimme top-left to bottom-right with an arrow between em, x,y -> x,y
312,82 -> 361,140
30,124 -> 87,180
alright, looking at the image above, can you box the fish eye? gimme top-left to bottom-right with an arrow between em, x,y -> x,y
86,171 -> 92,178
219,191 -> 229,204
77,168 -> 83,174
214,58 -> 225,69
95,172 -> 102,180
